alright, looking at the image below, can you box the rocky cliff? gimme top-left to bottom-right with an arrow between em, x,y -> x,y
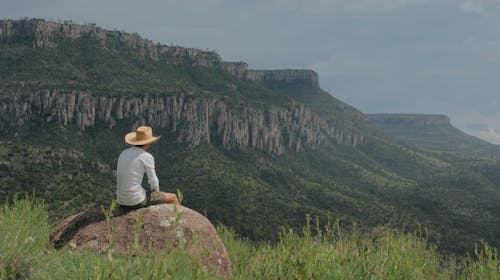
222,62 -> 320,88
0,90 -> 364,155
0,19 -> 222,67
246,69 -> 319,88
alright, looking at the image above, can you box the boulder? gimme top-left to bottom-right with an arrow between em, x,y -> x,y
50,204 -> 231,277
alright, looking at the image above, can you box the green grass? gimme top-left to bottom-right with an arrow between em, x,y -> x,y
220,220 -> 454,280
37,250 -> 217,280
0,197 -> 51,279
1,199 -> 498,279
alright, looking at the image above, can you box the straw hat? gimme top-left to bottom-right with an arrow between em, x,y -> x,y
125,126 -> 160,146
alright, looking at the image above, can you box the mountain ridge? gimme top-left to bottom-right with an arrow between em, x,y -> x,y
367,113 -> 500,155
0,18 -> 319,87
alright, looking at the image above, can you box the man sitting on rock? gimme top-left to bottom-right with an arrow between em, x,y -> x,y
51,126 -> 179,248
116,125 -> 179,208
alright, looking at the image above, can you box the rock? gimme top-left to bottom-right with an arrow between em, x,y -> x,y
221,62 -> 249,78
50,204 -> 232,278
0,90 -> 364,155
222,62 -> 320,88
245,69 -> 319,88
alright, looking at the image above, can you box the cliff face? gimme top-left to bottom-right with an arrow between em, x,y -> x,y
221,62 -> 249,78
0,90 -> 364,155
246,70 -> 319,88
0,19 -> 222,67
222,62 -> 319,88
0,19 -> 320,88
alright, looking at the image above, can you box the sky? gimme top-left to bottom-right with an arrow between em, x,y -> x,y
2,0 -> 500,144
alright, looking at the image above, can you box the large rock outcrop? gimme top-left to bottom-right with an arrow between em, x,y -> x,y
0,90 -> 364,155
246,69 -> 319,88
50,204 -> 231,277
222,62 -> 320,88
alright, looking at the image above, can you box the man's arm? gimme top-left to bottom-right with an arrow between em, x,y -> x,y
143,154 -> 160,192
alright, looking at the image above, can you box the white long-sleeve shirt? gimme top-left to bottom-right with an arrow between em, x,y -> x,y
116,146 -> 160,206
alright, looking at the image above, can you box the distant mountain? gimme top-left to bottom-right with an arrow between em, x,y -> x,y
367,114 -> 500,155
1,19 -> 499,255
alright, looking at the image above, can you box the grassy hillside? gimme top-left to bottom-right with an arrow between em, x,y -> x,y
1,199 -> 498,279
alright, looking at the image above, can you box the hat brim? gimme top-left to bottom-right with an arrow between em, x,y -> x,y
124,132 -> 161,146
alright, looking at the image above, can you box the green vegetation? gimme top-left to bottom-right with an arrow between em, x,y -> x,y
0,198 -> 51,279
1,199 -> 498,279
0,138 -> 115,220
1,20 -> 499,259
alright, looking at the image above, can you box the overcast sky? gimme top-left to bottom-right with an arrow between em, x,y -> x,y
3,0 -> 500,144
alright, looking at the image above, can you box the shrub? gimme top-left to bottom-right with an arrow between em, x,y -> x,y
0,197 -> 51,279
462,241 -> 500,279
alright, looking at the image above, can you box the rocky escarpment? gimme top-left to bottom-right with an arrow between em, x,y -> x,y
366,114 -> 451,127
222,62 -> 319,88
0,90 -> 364,155
0,19 -> 361,154
0,19 -> 221,67
0,19 -> 320,88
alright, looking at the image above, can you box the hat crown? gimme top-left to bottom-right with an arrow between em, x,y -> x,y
124,125 -> 160,145
135,126 -> 152,141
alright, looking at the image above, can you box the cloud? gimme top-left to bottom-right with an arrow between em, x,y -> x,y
449,105 -> 500,145
269,0 -> 438,15
468,128 -> 500,145
466,123 -> 490,132
340,0 -> 436,14
460,1 -> 487,15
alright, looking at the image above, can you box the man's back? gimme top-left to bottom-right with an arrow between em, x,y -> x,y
116,146 -> 157,206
